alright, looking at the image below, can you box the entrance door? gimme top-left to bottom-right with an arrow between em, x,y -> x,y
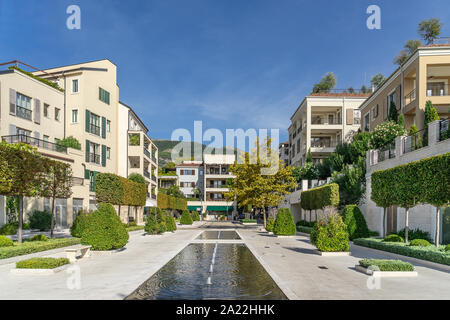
55,199 -> 67,229
387,206 -> 397,235
442,206 -> 450,245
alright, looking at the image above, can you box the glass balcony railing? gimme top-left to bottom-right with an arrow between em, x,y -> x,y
2,134 -> 67,154
16,105 -> 32,120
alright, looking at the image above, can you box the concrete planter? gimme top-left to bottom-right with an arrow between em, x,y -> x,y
314,250 -> 351,256
276,235 -> 295,238
355,265 -> 418,277
90,247 -> 126,255
10,264 -> 69,275
242,222 -> 257,226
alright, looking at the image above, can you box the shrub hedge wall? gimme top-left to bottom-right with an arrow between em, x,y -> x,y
157,193 -> 187,211
310,214 -> 349,252
95,173 -> 146,207
300,183 -> 339,211
340,205 -> 370,240
0,238 -> 81,259
359,259 -> 414,271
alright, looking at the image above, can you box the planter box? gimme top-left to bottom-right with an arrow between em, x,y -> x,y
355,265 -> 418,277
314,250 -> 350,256
276,235 -> 295,238
90,247 -> 126,255
10,264 -> 69,275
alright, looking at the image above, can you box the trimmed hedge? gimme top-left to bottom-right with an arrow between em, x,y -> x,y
28,210 -> 51,231
126,225 -> 145,232
296,226 -> 312,234
383,234 -> 404,243
409,239 -> 432,247
359,259 -> 414,271
266,217 -> 275,232
157,193 -> 187,211
180,211 -> 193,225
341,205 -> 370,240
70,211 -> 90,238
273,208 -> 296,236
0,235 -> 13,247
296,220 -> 315,228
396,228 -> 432,243
81,204 -> 129,250
16,257 -> 69,269
0,238 -> 81,260
95,173 -> 146,206
300,183 -> 339,211
145,210 -> 159,235
29,234 -> 48,242
191,211 -> 200,221
241,219 -> 257,223
311,214 -> 349,252
354,238 -> 450,265
156,210 -> 167,233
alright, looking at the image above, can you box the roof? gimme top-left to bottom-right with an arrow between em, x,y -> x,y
419,44 -> 450,48
176,163 -> 202,167
307,92 -> 371,98
120,101 -> 149,133
279,141 -> 289,147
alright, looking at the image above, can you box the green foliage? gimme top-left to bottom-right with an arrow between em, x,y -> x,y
370,73 -> 386,89
445,244 -> 450,252
70,211 -> 90,238
359,259 -> 414,271
273,208 -> 297,236
81,204 -> 129,250
310,214 -> 350,252
397,228 -> 432,242
241,219 -> 257,223
354,238 -> 450,265
418,18 -> 443,44
0,223 -> 18,235
0,238 -> 81,259
340,205 -> 370,240
398,114 -> 405,128
165,214 -> 177,232
191,211 -> 200,221
296,226 -> 312,234
144,210 -> 159,235
369,121 -> 406,149
300,183 -> 339,211
388,101 -> 399,123
129,134 -> 140,146
95,173 -> 123,205
296,220 -> 315,228
157,193 -> 187,211
16,257 -> 69,269
409,239 -> 432,247
312,72 -> 337,93
156,210 -> 167,233
0,235 -> 13,247
128,173 -> 146,185
28,210 -> 51,231
424,100 -> 440,127
180,211 -> 193,225
8,66 -> 64,92
56,136 -> 81,150
266,217 -> 275,232
383,234 -> 404,243
331,163 -> 365,207
29,234 -> 48,242
306,149 -> 313,163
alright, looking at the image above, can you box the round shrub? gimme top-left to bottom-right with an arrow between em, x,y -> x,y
191,211 -> 200,221
70,211 -> 90,238
144,212 -> 159,235
266,217 -> 275,232
383,234 -> 404,243
340,205 -> 370,240
28,210 -> 51,231
81,204 -> 129,251
180,211 -> 193,225
0,235 -> 13,247
310,214 -> 350,252
273,208 -> 296,236
0,223 -> 18,235
29,234 -> 48,242
409,239 -> 432,247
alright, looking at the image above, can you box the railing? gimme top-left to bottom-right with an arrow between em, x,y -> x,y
313,88 -> 373,94
151,175 -> 157,182
310,140 -> 337,148
90,124 -> 100,136
206,171 -> 230,175
403,129 -> 427,154
378,143 -> 396,162
311,118 -> 342,125
16,105 -> 32,120
426,83 -> 449,97
144,170 -> 150,178
439,119 -> 449,141
152,155 -> 157,164
2,134 -> 67,154
151,194 -> 156,200
143,148 -> 150,159
404,88 -> 416,106
89,153 -> 100,164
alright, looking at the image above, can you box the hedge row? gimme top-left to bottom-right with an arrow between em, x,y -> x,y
0,238 -> 81,260
95,173 -> 146,206
300,183 -> 339,211
157,193 -> 187,211
353,238 -> 450,266
359,259 -> 414,271
296,226 -> 312,234
371,152 -> 450,209
16,257 -> 69,269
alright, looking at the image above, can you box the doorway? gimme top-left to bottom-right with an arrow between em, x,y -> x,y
387,206 -> 397,235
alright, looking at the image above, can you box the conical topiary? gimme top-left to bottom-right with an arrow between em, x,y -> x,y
273,208 -> 296,236
180,210 -> 193,225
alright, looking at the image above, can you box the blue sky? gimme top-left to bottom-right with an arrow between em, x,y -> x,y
1,0 -> 450,145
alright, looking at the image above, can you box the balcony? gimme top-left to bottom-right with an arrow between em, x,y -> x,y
311,118 -> 342,125
16,105 -> 32,121
2,134 -> 67,154
426,83 -> 449,97
143,148 -> 151,159
144,170 -> 150,179
403,129 -> 428,154
151,175 -> 157,182
404,88 -> 416,107
89,153 -> 100,164
310,138 -> 337,153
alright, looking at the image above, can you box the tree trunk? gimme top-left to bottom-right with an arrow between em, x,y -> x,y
383,207 -> 387,238
435,206 -> 441,247
262,207 -> 267,229
50,196 -> 56,238
405,207 -> 409,243
18,196 -> 24,244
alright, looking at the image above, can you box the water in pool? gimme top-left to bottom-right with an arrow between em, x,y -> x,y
196,230 -> 241,240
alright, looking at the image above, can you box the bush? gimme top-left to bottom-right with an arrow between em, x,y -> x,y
266,217 -> 275,232
340,205 -> 370,240
445,244 -> 450,252
144,212 -> 159,235
56,136 -> 81,150
16,257 -> 69,269
191,211 -> 200,221
359,259 -> 414,272
28,210 -> 51,231
165,215 -> 177,232
0,223 -> 18,235
296,220 -> 315,228
369,121 -> 406,149
383,234 -> 404,243
241,219 -> 257,223
156,209 -> 167,233
273,208 -> 296,236
296,226 -> 312,234
409,239 -> 432,247
29,234 -> 48,242
80,204 -> 129,251
0,238 -> 81,260
397,228 -> 432,242
70,211 -> 90,238
180,211 -> 193,225
300,183 -> 339,211
0,235 -> 13,247
310,214 -> 349,252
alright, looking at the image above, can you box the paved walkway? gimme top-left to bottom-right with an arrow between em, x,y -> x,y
0,222 -> 449,299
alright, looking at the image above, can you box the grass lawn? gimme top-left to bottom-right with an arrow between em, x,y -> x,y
0,238 -> 81,260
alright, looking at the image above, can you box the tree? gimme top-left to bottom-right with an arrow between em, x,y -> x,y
361,85 -> 369,94
306,148 -> 313,163
370,73 -> 386,89
294,162 -> 319,181
369,121 -> 406,149
42,159 -> 73,238
331,162 -> 366,207
312,72 -> 337,93
348,132 -> 371,163
388,101 -> 399,123
128,173 -> 146,185
404,39 -> 422,54
423,100 -> 440,145
418,18 -> 443,45
393,50 -> 410,66
398,114 -> 405,128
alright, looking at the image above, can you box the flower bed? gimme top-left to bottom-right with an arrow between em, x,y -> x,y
0,238 -> 81,260
358,259 -> 414,271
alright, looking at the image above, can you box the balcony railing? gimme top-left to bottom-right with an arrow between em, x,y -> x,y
311,118 -> 342,125
16,105 -> 32,121
152,155 -> 157,164
439,119 -> 450,141
151,175 -> 157,182
403,129 -> 428,154
426,84 -> 449,97
89,153 -> 100,164
310,140 -> 337,148
378,143 -> 396,162
143,148 -> 151,159
90,124 -> 100,136
206,170 -> 230,175
144,170 -> 150,178
2,134 -> 67,154
404,88 -> 416,106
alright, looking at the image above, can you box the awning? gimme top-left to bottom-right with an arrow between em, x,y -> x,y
187,205 -> 202,211
206,205 -> 233,212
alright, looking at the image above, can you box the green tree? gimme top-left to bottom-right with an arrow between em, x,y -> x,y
370,73 -> 386,89
306,148 -> 313,163
393,51 -> 410,66
423,100 -> 440,145
331,162 -> 366,207
398,114 -> 405,128
312,72 -> 337,93
394,40 -> 422,66
369,121 -> 406,149
418,18 -> 443,45
388,101 -> 399,123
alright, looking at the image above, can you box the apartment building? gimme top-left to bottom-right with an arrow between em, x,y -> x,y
278,141 -> 289,167
288,93 -> 369,167
118,101 -> 159,208
360,44 -> 450,133
176,161 -> 203,199
158,166 -> 179,189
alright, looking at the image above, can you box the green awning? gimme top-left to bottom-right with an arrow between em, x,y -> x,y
206,205 -> 233,212
188,206 -> 202,211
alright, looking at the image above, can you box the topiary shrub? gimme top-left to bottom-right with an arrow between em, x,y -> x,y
144,212 -> 159,235
409,239 -> 432,247
340,205 -> 370,240
81,204 -> 129,251
191,211 -> 200,221
28,210 -> 51,231
273,208 -> 296,236
156,209 -> 167,233
0,235 -> 13,247
29,234 -> 48,242
266,217 -> 275,232
383,234 -> 404,243
310,214 -> 350,252
180,211 -> 193,225
70,211 -> 90,238
165,214 -> 177,232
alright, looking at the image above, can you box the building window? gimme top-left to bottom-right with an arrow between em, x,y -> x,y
55,108 -> 61,121
71,109 -> 78,123
89,113 -> 101,136
107,120 -> 111,132
44,103 -> 49,118
16,92 -> 32,120
363,113 -> 370,132
43,135 -> 49,148
106,147 -> 111,159
99,87 -> 110,105
72,79 -> 79,93
89,143 -> 100,164
353,110 -> 361,125
16,127 -> 31,136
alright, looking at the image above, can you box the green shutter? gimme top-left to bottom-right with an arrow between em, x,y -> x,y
85,140 -> 90,162
85,109 -> 91,133
84,169 -> 90,180
101,145 -> 106,167
102,117 -> 106,138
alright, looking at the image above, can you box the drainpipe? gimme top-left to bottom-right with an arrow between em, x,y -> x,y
63,72 -> 67,138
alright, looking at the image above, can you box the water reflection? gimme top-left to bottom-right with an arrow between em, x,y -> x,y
196,231 -> 241,240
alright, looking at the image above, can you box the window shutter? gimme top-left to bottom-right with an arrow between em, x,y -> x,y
101,145 -> 106,167
84,169 -> 90,180
102,117 -> 106,138
85,110 -> 91,133
9,89 -> 16,115
346,109 -> 353,125
34,99 -> 41,124
85,140 -> 90,162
